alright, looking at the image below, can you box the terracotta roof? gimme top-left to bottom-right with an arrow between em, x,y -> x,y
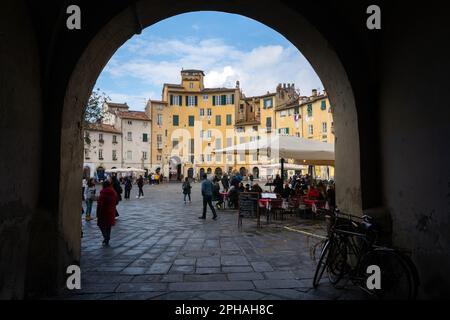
244,92 -> 276,100
275,101 -> 299,112
149,100 -> 168,104
106,102 -> 129,109
164,83 -> 184,88
235,120 -> 261,126
181,69 -> 205,75
299,93 -> 328,106
117,111 -> 150,121
85,123 -> 121,134
202,88 -> 235,92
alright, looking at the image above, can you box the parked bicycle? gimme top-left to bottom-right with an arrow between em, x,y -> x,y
312,208 -> 419,300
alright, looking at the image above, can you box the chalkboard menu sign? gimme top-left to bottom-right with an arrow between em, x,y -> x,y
238,192 -> 260,229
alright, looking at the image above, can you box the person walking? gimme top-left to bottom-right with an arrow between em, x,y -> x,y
136,175 -> 144,199
199,174 -> 217,220
124,176 -> 132,200
84,178 -> 96,221
111,173 -> 122,217
182,177 -> 192,203
96,180 -> 118,246
221,173 -> 230,192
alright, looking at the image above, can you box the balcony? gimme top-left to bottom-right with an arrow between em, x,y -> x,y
157,143 -> 163,149
99,139 -> 105,144
112,140 -> 118,144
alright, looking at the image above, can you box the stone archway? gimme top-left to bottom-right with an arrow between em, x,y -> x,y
58,0 -> 361,297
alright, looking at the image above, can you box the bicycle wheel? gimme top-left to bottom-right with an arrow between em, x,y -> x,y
313,239 -> 331,288
358,248 -> 416,300
327,235 -> 348,287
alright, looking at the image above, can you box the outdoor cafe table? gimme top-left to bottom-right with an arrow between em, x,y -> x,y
258,194 -> 281,223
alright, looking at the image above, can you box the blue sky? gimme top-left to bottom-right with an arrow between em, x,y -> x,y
95,11 -> 323,111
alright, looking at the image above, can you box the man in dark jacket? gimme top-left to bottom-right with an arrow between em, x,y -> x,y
137,175 -> 144,199
199,174 -> 217,220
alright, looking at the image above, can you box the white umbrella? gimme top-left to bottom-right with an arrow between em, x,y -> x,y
215,135 -> 334,163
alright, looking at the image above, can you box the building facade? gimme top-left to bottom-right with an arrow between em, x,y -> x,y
83,103 -> 151,178
147,69 -> 334,180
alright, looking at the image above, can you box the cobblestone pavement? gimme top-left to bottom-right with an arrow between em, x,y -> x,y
62,182 -> 367,300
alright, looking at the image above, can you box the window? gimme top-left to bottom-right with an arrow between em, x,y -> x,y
288,109 -> 292,116
203,94 -> 208,100
172,139 -> 179,149
253,126 -> 258,132
207,108 -> 212,116
279,128 -> 289,135
127,132 -> 132,141
321,100 -> 327,110
239,137 -> 246,144
280,111 -> 287,117
236,127 -> 245,133
199,108 -> 204,117
227,154 -> 233,163
215,138 -> 222,149
84,149 -> 90,159
239,153 -> 245,162
216,153 -> 222,163
207,154 -> 212,162
186,95 -> 197,106
142,151 -> 147,160
142,133 -> 148,142
264,98 -> 273,108
157,114 -> 163,126
127,151 -> 132,160
189,82 -> 193,89
252,152 -> 258,161
226,94 -> 235,105
207,130 -> 212,138
215,115 -> 221,126
112,150 -> 117,160
173,115 -> 179,126
308,125 -> 314,136
188,115 -> 195,127
170,95 -> 182,106
157,134 -> 162,149
226,114 -> 232,125
165,129 -> 168,137
200,130 -> 204,139
266,117 -> 272,128
294,106 -> 300,114
227,138 -> 233,147
322,122 -> 328,133
112,135 -> 117,144
307,104 -> 313,117
157,155 -> 162,161
127,120 -> 132,125
98,133 -> 103,142
190,139 -> 195,154
143,122 -> 148,127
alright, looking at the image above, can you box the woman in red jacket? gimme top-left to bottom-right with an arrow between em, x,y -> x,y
96,180 -> 118,246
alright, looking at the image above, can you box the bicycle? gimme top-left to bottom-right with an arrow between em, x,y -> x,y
312,208 -> 419,300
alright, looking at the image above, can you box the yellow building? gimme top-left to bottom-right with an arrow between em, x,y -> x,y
146,70 -> 334,180
146,69 -> 239,180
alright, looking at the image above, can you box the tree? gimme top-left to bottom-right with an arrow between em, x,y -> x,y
84,88 -> 110,124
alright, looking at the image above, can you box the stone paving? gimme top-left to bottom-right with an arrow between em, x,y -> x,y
61,182 -> 367,300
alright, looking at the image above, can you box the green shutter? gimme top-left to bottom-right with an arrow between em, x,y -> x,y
226,114 -> 232,125
221,95 -> 226,105
286,128 -> 289,134
173,115 -> 179,126
170,95 -> 173,106
212,96 -> 216,106
321,100 -> 326,110
185,96 -> 189,106
189,116 -> 194,126
216,115 -> 221,126
195,96 -> 198,106
231,94 -> 234,104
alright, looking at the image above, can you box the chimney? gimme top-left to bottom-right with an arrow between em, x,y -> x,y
283,83 -> 286,89
236,80 -> 240,88
312,89 -> 318,97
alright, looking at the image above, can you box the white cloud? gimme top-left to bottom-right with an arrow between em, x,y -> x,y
104,37 -> 323,98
